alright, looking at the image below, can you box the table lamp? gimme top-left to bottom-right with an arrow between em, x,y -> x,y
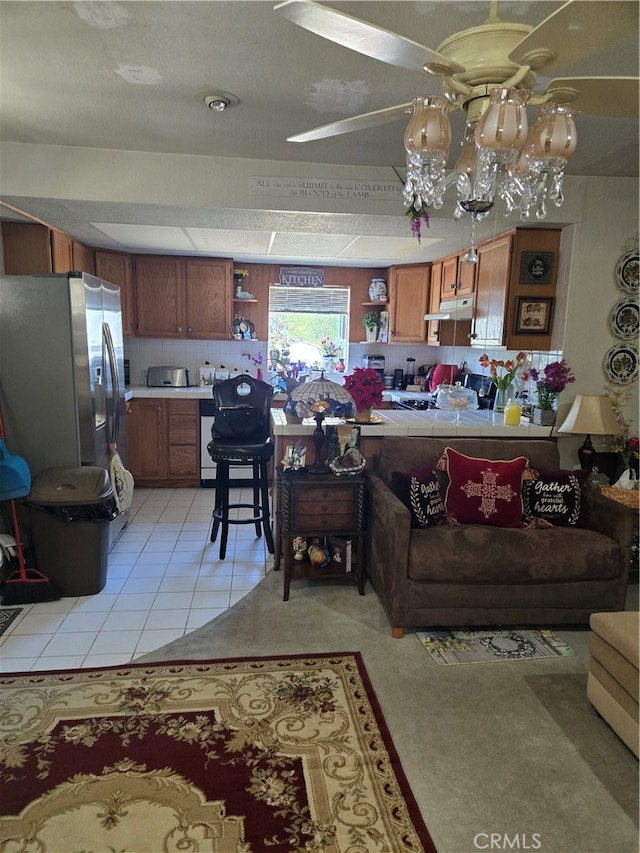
284,372 -> 356,473
557,394 -> 622,469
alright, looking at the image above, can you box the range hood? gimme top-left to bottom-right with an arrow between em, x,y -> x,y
424,297 -> 474,321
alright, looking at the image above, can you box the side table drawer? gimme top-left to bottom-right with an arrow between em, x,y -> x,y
294,503 -> 356,530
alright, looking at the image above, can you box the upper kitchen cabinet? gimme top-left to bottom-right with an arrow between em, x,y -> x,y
471,233 -> 513,349
95,250 -> 135,337
71,241 -> 95,276
470,228 -> 561,350
387,264 -> 430,343
2,222 -> 91,274
440,251 -> 475,301
134,255 -> 233,339
135,255 -> 186,338
185,258 -> 233,339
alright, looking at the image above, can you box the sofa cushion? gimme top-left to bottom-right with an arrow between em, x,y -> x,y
443,448 -> 528,528
391,464 -> 446,529
407,525 -> 623,584
523,468 -> 589,526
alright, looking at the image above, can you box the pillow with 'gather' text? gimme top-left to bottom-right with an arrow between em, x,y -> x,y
391,463 -> 446,529
443,447 -> 528,528
522,468 -> 589,526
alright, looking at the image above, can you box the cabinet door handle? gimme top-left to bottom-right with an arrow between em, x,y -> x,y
177,326 -> 183,333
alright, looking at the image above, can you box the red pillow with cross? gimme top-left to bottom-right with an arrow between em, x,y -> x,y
443,448 -> 529,528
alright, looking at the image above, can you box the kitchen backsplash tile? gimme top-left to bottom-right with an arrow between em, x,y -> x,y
124,338 -> 562,397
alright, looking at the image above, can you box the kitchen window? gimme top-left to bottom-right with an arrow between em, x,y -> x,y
268,285 -> 350,376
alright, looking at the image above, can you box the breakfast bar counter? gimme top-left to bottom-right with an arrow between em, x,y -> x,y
270,407 -> 555,438
271,407 -> 556,470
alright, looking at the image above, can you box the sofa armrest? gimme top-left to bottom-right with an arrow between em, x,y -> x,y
582,486 -> 636,568
366,471 -> 412,634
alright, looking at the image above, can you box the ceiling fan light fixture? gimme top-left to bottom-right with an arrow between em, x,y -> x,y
403,85 -> 580,225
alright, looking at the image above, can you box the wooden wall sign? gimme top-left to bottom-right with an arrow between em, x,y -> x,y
278,267 -> 325,287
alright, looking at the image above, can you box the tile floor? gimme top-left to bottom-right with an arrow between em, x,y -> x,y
0,487 -> 272,672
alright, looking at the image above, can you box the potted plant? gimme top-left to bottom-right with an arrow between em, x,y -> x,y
529,359 -> 575,425
362,310 -> 381,342
343,367 -> 384,422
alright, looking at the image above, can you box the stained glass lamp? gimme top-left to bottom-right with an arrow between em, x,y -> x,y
284,372 -> 356,473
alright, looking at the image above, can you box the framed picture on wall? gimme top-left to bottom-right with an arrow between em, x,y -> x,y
518,251 -> 555,285
514,297 -> 554,334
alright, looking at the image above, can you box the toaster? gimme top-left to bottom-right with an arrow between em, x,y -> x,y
147,366 -> 190,387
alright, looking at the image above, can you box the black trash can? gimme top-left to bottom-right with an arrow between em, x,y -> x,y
27,467 -> 118,596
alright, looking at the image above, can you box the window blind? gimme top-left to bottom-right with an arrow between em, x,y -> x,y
269,285 -> 350,314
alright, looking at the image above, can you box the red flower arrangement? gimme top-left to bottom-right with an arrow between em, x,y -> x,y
343,367 -> 384,411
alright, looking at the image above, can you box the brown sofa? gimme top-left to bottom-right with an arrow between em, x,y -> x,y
366,437 -> 634,638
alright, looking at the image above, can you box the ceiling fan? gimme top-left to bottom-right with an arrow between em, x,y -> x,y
275,0 -> 639,142
274,0 -> 638,222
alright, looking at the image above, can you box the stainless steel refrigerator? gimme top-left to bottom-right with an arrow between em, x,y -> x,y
0,272 -> 130,547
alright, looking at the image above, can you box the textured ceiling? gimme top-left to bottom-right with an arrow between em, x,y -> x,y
1,1 -> 638,266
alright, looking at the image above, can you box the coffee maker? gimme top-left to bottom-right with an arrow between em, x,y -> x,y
362,353 -> 385,380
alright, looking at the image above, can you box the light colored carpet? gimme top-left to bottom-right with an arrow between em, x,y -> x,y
139,571 -> 640,853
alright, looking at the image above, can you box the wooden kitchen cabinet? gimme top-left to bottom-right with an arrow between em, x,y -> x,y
440,251 -> 475,301
95,250 -> 135,336
470,233 -> 513,349
2,222 -> 80,274
127,398 -> 199,486
134,255 -> 232,339
470,227 -> 561,350
427,257 -> 473,347
72,240 -> 94,275
426,260 -> 442,346
387,263 -> 430,343
185,258 -> 233,339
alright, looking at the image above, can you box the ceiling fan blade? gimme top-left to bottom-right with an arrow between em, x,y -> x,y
509,1 -> 638,75
543,77 -> 639,118
274,0 -> 464,75
287,102 -> 413,143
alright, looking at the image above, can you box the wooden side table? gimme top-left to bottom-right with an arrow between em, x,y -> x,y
274,466 -> 366,601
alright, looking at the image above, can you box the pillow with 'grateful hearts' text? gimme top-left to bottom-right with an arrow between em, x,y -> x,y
391,463 -> 446,529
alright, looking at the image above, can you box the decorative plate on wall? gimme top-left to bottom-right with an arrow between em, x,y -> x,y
609,296 -> 640,340
603,343 -> 639,385
615,249 -> 639,293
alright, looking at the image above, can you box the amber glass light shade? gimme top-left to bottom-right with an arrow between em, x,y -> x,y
404,96 -> 451,157
530,102 -> 578,160
474,87 -> 529,153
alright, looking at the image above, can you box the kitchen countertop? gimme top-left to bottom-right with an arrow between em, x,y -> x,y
127,386 -> 554,438
271,408 -> 555,438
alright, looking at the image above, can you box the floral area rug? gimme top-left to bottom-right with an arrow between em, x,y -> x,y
414,628 -> 574,666
0,607 -> 21,637
0,652 -> 436,853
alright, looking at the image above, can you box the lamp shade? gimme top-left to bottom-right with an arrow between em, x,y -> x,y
284,373 -> 356,420
557,395 -> 621,435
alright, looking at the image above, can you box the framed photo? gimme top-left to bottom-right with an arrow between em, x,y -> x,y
518,251 -> 555,284
515,297 -> 554,334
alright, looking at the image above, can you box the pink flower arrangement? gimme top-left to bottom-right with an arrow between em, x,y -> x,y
343,367 -> 384,411
529,359 -> 575,409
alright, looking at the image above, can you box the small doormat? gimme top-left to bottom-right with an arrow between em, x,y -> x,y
0,607 -> 22,637
414,628 -> 574,666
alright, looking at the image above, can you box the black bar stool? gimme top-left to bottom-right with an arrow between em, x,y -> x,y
207,375 -> 275,559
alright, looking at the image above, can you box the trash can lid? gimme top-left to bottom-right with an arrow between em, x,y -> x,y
29,466 -> 113,505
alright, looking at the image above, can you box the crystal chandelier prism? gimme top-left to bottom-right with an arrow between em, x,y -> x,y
403,87 -> 578,222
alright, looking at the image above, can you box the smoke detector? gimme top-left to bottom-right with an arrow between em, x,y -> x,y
204,91 -> 240,112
